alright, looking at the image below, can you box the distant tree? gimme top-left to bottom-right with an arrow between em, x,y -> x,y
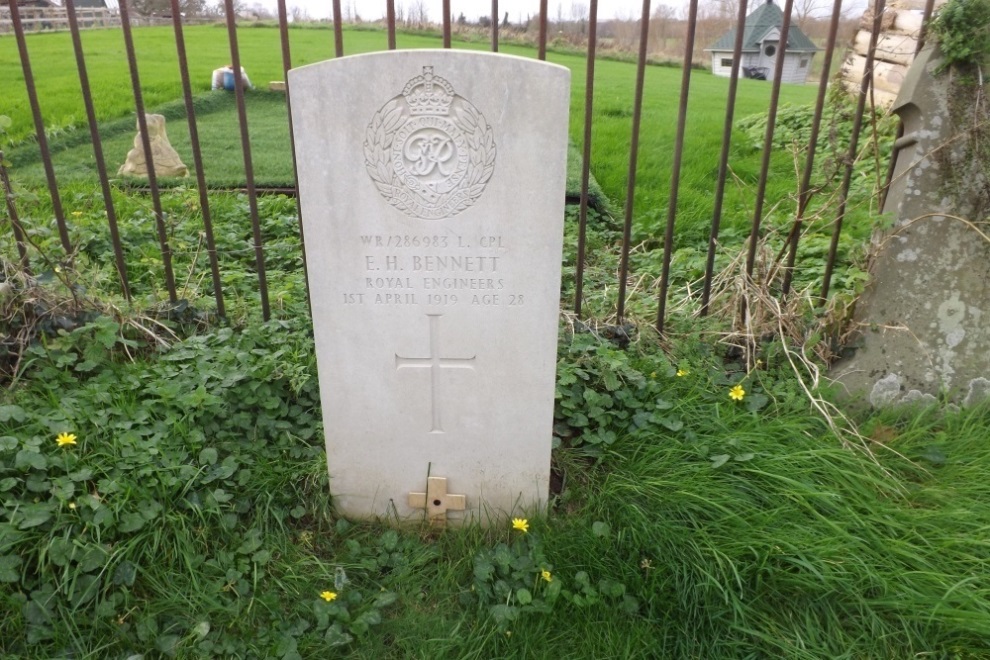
410,0 -> 427,25
289,4 -> 307,22
651,3 -> 678,50
501,10 -> 508,28
457,12 -> 466,25
128,0 -> 206,16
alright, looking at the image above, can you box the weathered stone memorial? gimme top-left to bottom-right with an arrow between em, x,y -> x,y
118,114 -> 188,178
832,47 -> 990,407
289,51 -> 570,524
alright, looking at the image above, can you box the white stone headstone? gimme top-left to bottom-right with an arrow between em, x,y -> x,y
289,50 -> 570,524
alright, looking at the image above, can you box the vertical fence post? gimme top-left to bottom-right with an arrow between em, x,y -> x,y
573,0 -> 599,319
64,0 -> 131,300
700,0 -> 749,316
538,0 -> 548,61
821,0 -> 887,302
780,0 -> 845,295
171,0 -> 226,317
276,0 -> 313,318
441,0 -> 451,47
656,0 -> 699,333
332,0 -> 343,57
387,0 -> 396,50
616,0 -> 652,323
119,0 -> 178,304
491,0 -> 499,52
7,0 -> 72,257
745,0 -> 795,283
224,0 -> 271,320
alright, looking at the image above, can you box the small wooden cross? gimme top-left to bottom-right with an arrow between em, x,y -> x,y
408,476 -> 466,526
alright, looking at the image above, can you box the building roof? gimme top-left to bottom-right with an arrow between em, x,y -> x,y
707,0 -> 819,53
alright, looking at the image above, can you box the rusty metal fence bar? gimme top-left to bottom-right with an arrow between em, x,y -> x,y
386,0 -> 396,49
170,0 -> 226,317
656,0 -> 699,333
442,0 -> 451,48
332,0 -> 343,57
821,0 -> 887,302
537,0 -> 548,60
224,0 -> 270,320
700,0 -> 750,316
780,0 -> 845,296
8,0 -> 72,257
491,0 -> 499,52
573,0 -> 599,319
615,0 -> 653,323
120,0 -> 178,304
65,0 -> 131,300
277,0 -> 312,316
745,0 -> 794,283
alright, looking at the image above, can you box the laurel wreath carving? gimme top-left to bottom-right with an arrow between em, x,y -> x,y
363,98 -> 496,219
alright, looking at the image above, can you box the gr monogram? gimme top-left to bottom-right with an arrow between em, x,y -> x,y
364,66 -> 496,220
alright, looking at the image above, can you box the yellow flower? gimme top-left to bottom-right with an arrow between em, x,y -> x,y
541,569 -> 552,583
56,432 -> 77,447
729,384 -> 746,402
676,369 -> 688,377
68,502 -> 77,510
320,591 -> 337,602
511,518 -> 529,533
71,211 -> 83,217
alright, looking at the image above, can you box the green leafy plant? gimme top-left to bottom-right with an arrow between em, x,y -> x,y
555,331 -> 688,453
928,0 -> 990,73
310,565 -> 397,648
465,517 -> 637,630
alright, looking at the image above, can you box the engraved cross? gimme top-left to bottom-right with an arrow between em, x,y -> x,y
395,314 -> 475,433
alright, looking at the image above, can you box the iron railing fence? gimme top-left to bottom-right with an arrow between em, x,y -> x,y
1,0 -> 935,330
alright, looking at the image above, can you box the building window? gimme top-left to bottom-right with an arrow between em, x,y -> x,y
799,58 -> 809,68
721,58 -> 733,67
764,44 -> 776,57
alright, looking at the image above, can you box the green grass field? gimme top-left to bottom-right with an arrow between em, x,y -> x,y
3,23 -> 982,660
2,25 -> 823,237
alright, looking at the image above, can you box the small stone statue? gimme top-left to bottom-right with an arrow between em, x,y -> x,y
118,113 -> 188,178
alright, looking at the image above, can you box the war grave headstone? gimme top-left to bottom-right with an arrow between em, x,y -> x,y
289,51 -> 571,525
831,47 -> 990,407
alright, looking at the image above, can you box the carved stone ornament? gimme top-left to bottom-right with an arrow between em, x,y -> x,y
364,66 -> 496,220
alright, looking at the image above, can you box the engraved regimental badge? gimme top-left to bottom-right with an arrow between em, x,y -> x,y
364,66 -> 496,220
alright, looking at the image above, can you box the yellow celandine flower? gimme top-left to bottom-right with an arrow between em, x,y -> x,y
676,369 -> 688,377
320,591 -> 337,602
729,384 -> 746,401
541,569 -> 552,583
56,432 -> 77,447
511,518 -> 529,533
